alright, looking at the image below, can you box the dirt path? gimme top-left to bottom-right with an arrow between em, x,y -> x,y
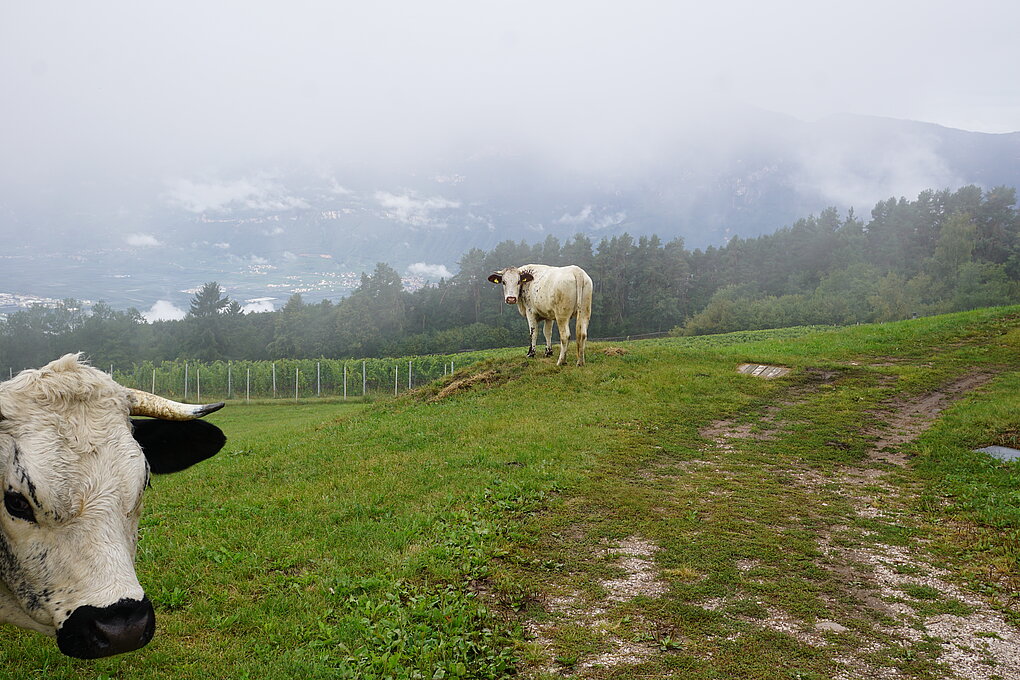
818,372 -> 1020,679
522,369 -> 1019,678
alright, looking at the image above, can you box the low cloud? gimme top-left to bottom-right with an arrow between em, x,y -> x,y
329,179 -> 353,195
143,299 -> 186,322
165,176 -> 310,214
242,298 -> 275,314
126,233 -> 162,247
556,205 -> 627,230
792,124 -> 963,210
408,262 -> 453,279
557,205 -> 594,225
375,190 -> 461,229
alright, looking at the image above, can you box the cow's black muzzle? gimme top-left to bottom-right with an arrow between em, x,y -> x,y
57,597 -> 156,659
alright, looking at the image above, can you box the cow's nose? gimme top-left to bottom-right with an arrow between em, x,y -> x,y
505,296 -> 517,304
57,597 -> 156,659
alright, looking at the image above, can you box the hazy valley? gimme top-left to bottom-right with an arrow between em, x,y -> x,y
3,111 -> 1018,318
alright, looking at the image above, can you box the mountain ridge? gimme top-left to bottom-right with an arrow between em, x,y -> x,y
2,110 -> 1018,313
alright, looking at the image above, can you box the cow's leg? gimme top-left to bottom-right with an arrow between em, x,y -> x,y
543,319 -> 554,357
526,312 -> 539,358
555,314 -> 572,366
575,311 -> 589,366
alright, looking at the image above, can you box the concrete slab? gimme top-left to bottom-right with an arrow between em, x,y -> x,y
975,445 -> 1020,462
737,363 -> 792,379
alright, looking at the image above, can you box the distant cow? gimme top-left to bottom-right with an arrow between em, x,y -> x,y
0,354 -> 226,658
488,264 -> 593,366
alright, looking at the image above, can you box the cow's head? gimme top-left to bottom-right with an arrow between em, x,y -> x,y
0,354 -> 226,659
488,267 -> 534,304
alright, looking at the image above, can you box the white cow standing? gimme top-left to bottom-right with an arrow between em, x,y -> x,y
488,264 -> 593,366
0,354 -> 226,658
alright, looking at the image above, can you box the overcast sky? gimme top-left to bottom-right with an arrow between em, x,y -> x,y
3,0 -> 1019,188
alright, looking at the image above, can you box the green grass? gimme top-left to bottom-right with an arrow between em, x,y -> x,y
2,306 -> 1019,678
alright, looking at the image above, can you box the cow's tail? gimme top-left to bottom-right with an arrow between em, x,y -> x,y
572,267 -> 592,366
572,267 -> 592,323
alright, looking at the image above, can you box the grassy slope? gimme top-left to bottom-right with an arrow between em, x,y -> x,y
1,307 -> 1018,678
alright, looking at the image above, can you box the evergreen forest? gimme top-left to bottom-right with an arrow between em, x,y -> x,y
2,185 -> 1018,371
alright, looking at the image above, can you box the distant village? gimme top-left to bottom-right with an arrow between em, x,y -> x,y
0,269 -> 431,320
0,292 -> 74,317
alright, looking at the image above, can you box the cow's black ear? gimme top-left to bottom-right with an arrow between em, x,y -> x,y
519,271 -> 534,283
487,273 -> 502,284
131,419 -> 226,474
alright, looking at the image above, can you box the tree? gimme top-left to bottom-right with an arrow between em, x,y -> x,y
188,282 -> 230,318
183,282 -> 232,360
930,212 -> 977,294
950,263 -> 1016,311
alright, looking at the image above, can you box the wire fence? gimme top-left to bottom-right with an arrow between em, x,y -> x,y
2,332 -> 677,402
117,356 -> 499,402
3,353 -> 500,403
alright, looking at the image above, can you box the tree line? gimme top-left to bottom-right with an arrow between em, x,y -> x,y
1,185 -> 1018,371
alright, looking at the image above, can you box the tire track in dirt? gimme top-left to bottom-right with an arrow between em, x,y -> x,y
697,368 -> 1020,678
522,368 -> 1016,677
523,537 -> 671,677
822,370 -> 1020,679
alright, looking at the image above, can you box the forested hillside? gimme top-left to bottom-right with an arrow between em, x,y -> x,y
2,185 -> 1018,370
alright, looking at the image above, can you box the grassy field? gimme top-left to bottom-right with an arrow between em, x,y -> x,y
2,307 -> 1019,678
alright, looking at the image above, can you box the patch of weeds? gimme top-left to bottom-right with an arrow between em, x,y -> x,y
897,583 -> 975,619
554,654 -> 579,668
855,518 -> 918,547
314,482 -> 553,679
657,633 -> 683,652
550,622 -> 604,663
900,584 -> 942,600
663,566 -> 703,582
888,561 -> 924,576
868,641 -> 945,677
993,426 -> 1020,450
723,598 -> 769,619
317,584 -> 516,680
204,545 -> 246,564
150,585 -> 189,611
490,576 -> 531,612
913,598 -> 976,618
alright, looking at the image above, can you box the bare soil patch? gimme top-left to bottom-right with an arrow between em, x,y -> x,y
525,536 -> 670,677
521,365 -> 1016,677
819,370 -> 1020,679
697,368 -> 1020,678
699,366 -> 843,448
865,372 -> 996,465
430,369 -> 505,401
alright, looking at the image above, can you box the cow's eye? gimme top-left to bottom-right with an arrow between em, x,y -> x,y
4,491 -> 36,523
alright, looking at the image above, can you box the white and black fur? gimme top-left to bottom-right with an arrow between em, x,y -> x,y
488,264 -> 593,366
0,354 -> 225,658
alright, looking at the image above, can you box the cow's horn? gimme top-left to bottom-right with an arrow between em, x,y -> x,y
127,389 -> 225,420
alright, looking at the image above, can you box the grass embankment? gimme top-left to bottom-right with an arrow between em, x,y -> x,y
2,307 -> 1018,679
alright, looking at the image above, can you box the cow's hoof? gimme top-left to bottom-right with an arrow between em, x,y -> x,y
526,350 -> 536,358
544,348 -> 553,358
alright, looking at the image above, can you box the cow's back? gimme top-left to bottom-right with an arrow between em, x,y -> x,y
520,264 -> 590,317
